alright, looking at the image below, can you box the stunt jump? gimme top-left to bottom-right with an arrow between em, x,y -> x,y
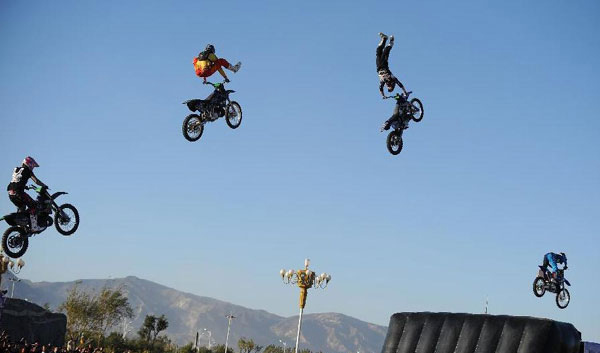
533,252 -> 571,309
183,44 -> 243,142
2,157 -> 80,258
376,33 -> 424,155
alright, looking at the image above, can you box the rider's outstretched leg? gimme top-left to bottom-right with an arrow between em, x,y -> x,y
376,34 -> 388,71
382,36 -> 394,63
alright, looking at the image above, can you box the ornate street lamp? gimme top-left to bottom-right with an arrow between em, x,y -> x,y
280,259 -> 331,353
1,254 -> 25,298
203,328 -> 212,349
224,314 -> 236,353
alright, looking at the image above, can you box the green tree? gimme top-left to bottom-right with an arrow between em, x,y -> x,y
197,346 -> 213,353
263,344 -> 284,353
58,283 -> 100,338
58,283 -> 133,339
178,343 -> 196,353
138,314 -> 169,343
212,344 -> 235,353
238,338 -> 263,353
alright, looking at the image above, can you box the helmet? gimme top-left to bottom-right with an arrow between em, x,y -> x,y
560,252 -> 567,261
22,156 -> 39,169
205,44 -> 215,54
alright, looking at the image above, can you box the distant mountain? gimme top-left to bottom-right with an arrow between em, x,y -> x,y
7,276 -> 386,353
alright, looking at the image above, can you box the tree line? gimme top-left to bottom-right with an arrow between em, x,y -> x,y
56,285 -> 323,353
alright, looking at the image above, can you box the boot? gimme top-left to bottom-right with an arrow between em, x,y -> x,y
389,36 -> 394,47
229,62 -> 242,73
380,121 -> 390,132
378,33 -> 388,47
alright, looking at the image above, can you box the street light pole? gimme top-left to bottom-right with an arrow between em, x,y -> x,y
279,339 -> 288,353
8,278 -> 20,298
224,314 -> 236,353
203,329 -> 212,350
280,259 -> 331,353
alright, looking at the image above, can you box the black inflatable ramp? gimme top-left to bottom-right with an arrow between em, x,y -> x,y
0,298 -> 67,347
381,312 -> 581,353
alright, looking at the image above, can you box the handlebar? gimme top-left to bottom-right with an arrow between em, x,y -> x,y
26,185 -> 48,192
203,81 -> 227,87
384,91 -> 412,100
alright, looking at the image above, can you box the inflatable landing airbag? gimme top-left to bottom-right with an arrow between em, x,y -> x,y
381,312 -> 580,353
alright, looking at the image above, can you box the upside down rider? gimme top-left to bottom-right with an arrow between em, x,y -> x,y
376,33 -> 410,132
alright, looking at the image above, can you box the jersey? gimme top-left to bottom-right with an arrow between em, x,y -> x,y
7,167 -> 33,193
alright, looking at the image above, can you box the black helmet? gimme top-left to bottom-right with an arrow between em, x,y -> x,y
560,252 -> 567,260
205,44 -> 215,54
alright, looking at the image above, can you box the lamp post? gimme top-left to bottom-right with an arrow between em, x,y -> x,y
224,314 -> 236,353
8,277 -> 20,298
279,339 -> 288,353
203,329 -> 212,349
0,254 -> 25,296
280,258 -> 331,353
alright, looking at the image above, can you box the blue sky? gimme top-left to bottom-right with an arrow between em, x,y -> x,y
1,0 -> 599,342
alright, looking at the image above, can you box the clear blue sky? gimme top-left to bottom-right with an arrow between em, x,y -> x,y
1,0 -> 599,342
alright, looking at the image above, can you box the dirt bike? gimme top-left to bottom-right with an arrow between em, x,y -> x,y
382,91 -> 423,155
1,185 -> 80,258
532,266 -> 571,309
182,81 -> 243,142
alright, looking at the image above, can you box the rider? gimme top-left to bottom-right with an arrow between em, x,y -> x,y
6,156 -> 46,231
542,252 -> 568,281
377,33 -> 409,132
193,44 -> 241,84
376,33 -> 408,99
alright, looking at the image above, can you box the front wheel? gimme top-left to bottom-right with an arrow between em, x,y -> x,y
225,102 -> 242,129
533,277 -> 545,297
2,226 -> 29,258
410,98 -> 424,122
182,114 -> 204,142
55,204 -> 80,236
386,131 -> 403,155
556,288 -> 570,309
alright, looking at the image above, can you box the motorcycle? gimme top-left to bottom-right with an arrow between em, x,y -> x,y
382,91 -> 424,155
182,81 -> 243,142
532,265 -> 571,309
1,185 -> 80,258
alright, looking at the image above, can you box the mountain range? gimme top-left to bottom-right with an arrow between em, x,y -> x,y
5,276 -> 387,353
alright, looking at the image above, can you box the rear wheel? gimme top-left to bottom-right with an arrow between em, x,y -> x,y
410,98 -> 424,122
55,204 -> 80,236
182,114 -> 204,141
386,131 -> 403,155
556,288 -> 570,309
225,102 -> 242,129
2,226 -> 28,258
533,277 -> 545,297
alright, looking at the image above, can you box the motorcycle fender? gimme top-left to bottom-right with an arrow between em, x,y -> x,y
184,100 -> 202,112
538,269 -> 545,278
3,212 -> 27,227
52,191 -> 68,200
564,279 -> 571,286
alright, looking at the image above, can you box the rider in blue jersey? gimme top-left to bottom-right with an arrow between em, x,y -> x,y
543,252 -> 567,280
